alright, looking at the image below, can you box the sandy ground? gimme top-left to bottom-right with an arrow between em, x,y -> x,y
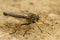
0,0 -> 60,40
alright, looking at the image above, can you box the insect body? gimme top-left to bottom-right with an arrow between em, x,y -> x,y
3,12 -> 40,36
3,12 -> 39,25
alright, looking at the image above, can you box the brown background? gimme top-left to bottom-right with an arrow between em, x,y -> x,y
0,0 -> 60,40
